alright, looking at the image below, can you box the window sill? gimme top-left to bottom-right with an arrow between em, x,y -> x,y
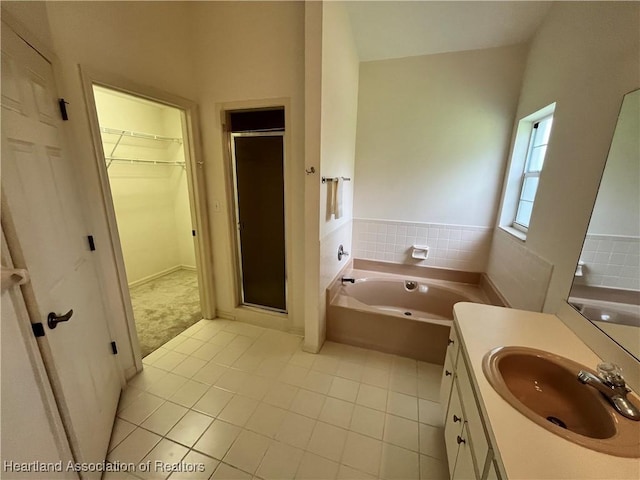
499,225 -> 527,242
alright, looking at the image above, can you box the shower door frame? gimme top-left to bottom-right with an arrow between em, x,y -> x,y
230,130 -> 288,314
79,66 -> 216,371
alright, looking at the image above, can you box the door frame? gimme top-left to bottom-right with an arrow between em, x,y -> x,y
79,67 -> 216,369
229,130 -> 288,314
219,100 -> 293,329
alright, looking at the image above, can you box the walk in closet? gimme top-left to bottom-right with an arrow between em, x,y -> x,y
93,86 -> 201,357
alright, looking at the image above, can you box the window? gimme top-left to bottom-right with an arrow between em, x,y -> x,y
513,114 -> 553,231
498,103 -> 556,240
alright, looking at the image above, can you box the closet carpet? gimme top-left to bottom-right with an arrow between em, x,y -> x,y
130,268 -> 202,357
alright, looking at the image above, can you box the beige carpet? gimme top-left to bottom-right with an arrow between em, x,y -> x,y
129,268 -> 201,357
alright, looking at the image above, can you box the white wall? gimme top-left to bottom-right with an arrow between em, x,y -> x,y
94,89 -> 194,286
316,2 -> 360,348
487,1 -> 640,312
1,1 -> 52,48
304,1 -> 323,352
354,45 -> 527,229
190,1 -> 306,333
319,2 -> 359,239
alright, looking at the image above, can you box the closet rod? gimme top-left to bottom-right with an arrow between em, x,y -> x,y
100,127 -> 183,144
105,157 -> 186,169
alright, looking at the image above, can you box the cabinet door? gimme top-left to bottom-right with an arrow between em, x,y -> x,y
440,350 -> 455,422
448,325 -> 460,367
444,381 -> 465,475
457,354 -> 490,477
452,424 -> 477,480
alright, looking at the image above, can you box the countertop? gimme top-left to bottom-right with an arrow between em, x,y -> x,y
453,302 -> 640,480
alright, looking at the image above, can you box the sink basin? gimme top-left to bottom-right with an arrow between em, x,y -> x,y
483,346 -> 640,457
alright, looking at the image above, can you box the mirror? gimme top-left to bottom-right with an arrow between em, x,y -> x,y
569,89 -> 640,361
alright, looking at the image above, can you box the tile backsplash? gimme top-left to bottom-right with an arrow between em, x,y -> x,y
352,218 -> 492,272
575,234 -> 640,291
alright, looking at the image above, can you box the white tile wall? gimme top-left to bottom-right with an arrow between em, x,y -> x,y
576,234 -> 640,291
352,219 -> 492,272
486,228 -> 554,311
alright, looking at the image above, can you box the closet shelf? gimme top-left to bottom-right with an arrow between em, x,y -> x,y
101,126 -> 185,170
106,157 -> 186,169
100,127 -> 183,144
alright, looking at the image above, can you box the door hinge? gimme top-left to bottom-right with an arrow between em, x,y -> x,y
58,98 -> 69,121
32,322 -> 45,338
110,341 -> 118,355
87,235 -> 96,251
192,230 -> 196,237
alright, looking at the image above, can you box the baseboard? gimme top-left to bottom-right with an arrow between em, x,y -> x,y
216,309 -> 236,320
128,265 -> 194,289
289,325 -> 305,337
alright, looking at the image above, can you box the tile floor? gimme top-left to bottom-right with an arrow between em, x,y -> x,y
106,319 -> 449,480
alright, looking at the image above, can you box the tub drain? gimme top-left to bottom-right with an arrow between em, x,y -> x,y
404,281 -> 418,291
546,416 -> 567,429
404,311 -> 412,316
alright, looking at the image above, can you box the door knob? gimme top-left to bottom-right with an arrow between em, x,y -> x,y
48,309 -> 73,329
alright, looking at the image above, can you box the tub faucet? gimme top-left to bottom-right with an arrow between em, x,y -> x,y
341,276 -> 356,285
577,363 -> 640,421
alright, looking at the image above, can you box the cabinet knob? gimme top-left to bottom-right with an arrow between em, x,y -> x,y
456,435 -> 466,445
448,339 -> 454,345
453,414 -> 461,423
445,370 -> 452,376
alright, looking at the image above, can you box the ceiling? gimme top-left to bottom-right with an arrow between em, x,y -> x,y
345,1 -> 553,62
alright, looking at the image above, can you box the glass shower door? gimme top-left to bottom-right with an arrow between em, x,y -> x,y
231,132 -> 287,312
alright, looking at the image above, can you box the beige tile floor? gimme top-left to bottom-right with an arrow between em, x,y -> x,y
106,319 -> 449,480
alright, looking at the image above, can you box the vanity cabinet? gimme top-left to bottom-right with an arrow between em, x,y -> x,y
441,325 -> 498,480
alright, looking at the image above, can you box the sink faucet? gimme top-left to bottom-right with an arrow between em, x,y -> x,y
577,363 -> 640,421
341,276 -> 356,285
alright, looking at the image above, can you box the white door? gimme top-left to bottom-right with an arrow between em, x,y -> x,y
1,233 -> 76,479
1,23 -> 122,471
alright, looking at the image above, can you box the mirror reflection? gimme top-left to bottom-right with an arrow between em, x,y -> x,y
569,89 -> 640,360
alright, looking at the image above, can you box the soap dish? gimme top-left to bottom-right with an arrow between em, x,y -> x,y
411,245 -> 429,260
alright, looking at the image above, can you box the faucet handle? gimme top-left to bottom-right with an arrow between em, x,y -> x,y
597,362 -> 626,387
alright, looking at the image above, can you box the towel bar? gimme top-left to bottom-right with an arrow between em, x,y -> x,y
321,176 -> 351,183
